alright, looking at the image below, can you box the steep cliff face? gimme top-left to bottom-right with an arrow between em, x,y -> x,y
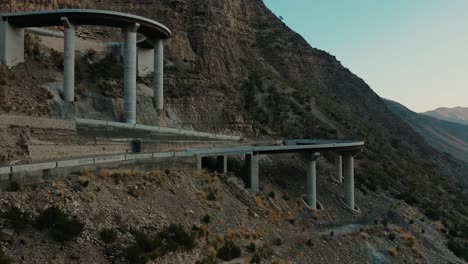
1,0 -> 467,259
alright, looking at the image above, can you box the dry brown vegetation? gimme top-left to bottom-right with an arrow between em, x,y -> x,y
388,247 -> 398,257
195,172 -> 224,210
254,194 -> 284,223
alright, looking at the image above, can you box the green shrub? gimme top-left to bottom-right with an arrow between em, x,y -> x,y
272,237 -> 282,246
207,191 -> 217,201
124,224 -> 195,263
425,209 -> 442,221
8,182 -> 23,192
88,53 -> 123,84
35,206 -> 84,242
124,244 -> 151,264
0,249 -> 11,264
100,228 -> 118,243
250,254 -> 261,264
3,207 -> 32,231
382,219 -> 389,227
134,230 -> 158,252
247,242 -> 256,253
217,240 -> 241,261
202,214 -> 211,224
250,246 -> 273,263
447,239 -> 468,261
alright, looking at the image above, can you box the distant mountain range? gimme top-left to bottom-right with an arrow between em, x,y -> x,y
384,100 -> 468,162
423,106 -> 468,125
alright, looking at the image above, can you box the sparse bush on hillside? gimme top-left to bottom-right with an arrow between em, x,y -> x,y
100,228 -> 118,243
77,175 -> 90,187
217,240 -> 241,261
250,246 -> 273,263
128,185 -> 146,198
192,224 -> 210,241
88,53 -> 123,81
247,242 -> 256,253
24,33 -> 41,59
388,247 -> 398,257
272,237 -> 282,246
49,49 -> 63,69
268,191 -> 275,199
124,224 -> 195,263
0,249 -> 12,264
400,232 -> 416,248
3,207 -> 32,231
447,239 -> 468,261
35,206 -> 84,242
202,214 -> 211,224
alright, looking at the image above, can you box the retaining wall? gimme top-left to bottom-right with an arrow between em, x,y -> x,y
0,114 -> 76,131
76,118 -> 241,141
0,152 -> 195,190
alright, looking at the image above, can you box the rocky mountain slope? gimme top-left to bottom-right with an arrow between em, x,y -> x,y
385,99 -> 468,163
0,0 -> 467,262
1,167 -> 463,264
423,106 -> 468,125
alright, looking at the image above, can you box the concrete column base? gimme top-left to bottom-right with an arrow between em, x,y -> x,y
245,153 -> 259,192
343,152 -> 354,209
306,152 -> 320,210
196,156 -> 202,171
217,155 -> 227,174
153,38 -> 164,110
342,150 -> 362,213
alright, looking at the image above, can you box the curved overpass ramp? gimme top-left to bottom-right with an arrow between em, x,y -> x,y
0,9 -> 170,120
1,9 -> 171,39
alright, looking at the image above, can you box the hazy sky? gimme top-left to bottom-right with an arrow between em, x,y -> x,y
263,0 -> 467,112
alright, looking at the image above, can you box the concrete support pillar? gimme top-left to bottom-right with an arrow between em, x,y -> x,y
123,23 -> 140,124
196,156 -> 202,171
334,154 -> 343,183
153,39 -> 164,110
245,153 -> 259,192
217,155 -> 228,174
306,153 -> 320,210
343,153 -> 355,209
0,20 -> 25,66
61,17 -> 75,102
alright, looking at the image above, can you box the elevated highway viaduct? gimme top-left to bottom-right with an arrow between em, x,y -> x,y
0,140 -> 364,213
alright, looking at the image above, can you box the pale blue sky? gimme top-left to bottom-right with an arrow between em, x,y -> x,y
263,0 -> 467,112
